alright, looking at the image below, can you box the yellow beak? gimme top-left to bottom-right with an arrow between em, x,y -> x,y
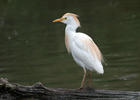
53,18 -> 65,22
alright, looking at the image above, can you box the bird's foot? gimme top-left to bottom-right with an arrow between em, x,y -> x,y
86,85 -> 93,89
85,86 -> 95,92
76,87 -> 85,91
76,87 -> 95,92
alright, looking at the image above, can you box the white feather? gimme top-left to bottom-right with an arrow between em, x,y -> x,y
69,32 -> 104,74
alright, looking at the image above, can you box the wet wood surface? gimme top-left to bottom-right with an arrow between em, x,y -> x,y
0,78 -> 140,100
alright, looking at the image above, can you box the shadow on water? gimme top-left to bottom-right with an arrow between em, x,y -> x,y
0,1 -> 140,99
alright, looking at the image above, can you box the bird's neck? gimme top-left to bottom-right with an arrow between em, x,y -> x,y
65,25 -> 77,53
65,25 -> 77,34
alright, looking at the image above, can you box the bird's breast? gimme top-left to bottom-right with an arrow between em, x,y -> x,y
65,33 -> 70,53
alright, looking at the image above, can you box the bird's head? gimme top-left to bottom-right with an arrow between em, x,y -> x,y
53,13 -> 80,28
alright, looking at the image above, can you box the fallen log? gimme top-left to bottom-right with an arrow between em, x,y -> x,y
0,78 -> 140,100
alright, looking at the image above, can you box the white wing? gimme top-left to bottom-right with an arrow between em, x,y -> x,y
71,32 -> 104,74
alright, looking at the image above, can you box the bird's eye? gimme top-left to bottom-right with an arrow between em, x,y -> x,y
65,17 -> 67,20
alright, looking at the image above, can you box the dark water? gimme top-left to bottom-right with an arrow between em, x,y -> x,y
0,0 -> 140,93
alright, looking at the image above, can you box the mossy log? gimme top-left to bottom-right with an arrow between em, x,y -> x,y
0,78 -> 140,100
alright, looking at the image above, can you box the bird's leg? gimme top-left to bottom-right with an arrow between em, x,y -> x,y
80,67 -> 86,89
87,71 -> 92,88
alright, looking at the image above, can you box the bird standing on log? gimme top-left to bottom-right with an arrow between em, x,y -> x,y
53,13 -> 104,89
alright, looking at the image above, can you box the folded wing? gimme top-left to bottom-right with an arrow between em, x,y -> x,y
72,33 -> 104,74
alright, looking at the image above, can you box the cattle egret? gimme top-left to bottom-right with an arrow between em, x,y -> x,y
53,13 -> 104,89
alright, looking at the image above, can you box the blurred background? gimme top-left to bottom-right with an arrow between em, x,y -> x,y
0,0 -> 140,91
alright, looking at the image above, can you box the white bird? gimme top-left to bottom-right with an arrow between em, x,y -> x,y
53,13 -> 104,89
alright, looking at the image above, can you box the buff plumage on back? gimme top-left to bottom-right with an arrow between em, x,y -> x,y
75,34 -> 103,63
63,13 -> 81,27
83,38 -> 103,62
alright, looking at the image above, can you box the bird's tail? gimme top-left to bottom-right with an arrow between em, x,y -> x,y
96,62 -> 104,74
91,59 -> 104,74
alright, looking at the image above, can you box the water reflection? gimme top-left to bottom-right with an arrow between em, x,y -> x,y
0,0 -> 140,92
